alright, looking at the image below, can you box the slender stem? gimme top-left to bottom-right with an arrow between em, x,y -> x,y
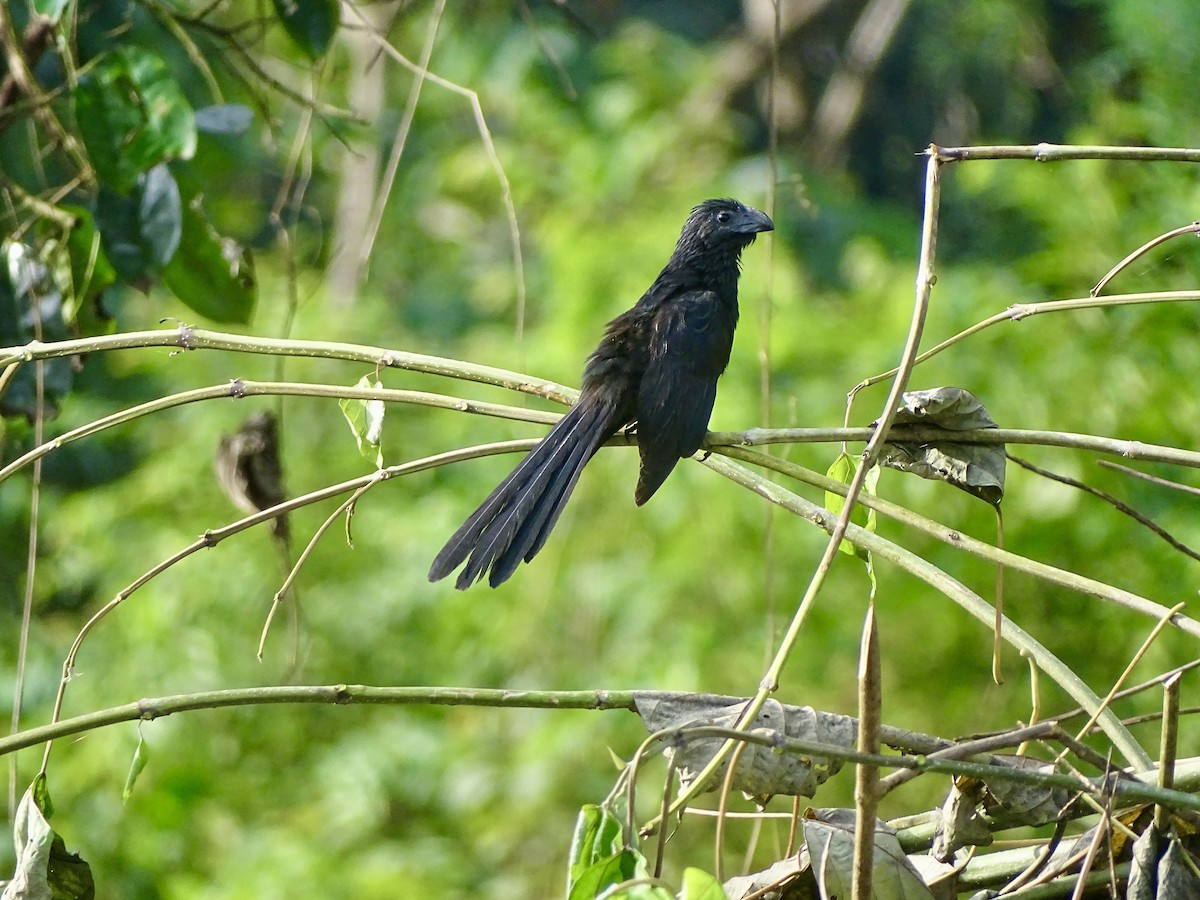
257,476 -> 382,660
1155,672 -> 1182,832
6,686 -> 639,758
851,602 -> 881,900
707,424 -> 1200,468
1092,222 -> 1200,295
0,325 -> 577,403
936,144 -> 1200,162
0,380 -> 560,485
854,290 -> 1200,390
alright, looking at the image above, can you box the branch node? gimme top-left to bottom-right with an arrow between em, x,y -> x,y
176,324 -> 196,350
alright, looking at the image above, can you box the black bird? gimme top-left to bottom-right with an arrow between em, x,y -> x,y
429,198 -> 773,589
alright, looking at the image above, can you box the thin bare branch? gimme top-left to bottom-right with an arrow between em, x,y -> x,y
1008,453 -> 1200,562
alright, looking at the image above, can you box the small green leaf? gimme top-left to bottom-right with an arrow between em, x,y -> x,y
824,451 -> 878,563
273,0 -> 339,59
31,772 -> 53,819
95,163 -> 182,282
123,731 -> 151,801
74,47 -> 197,192
339,376 -> 385,468
161,193 -> 256,323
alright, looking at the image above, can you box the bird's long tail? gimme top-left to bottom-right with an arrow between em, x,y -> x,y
428,397 -> 619,589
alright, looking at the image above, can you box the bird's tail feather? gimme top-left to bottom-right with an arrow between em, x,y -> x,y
428,398 -> 616,589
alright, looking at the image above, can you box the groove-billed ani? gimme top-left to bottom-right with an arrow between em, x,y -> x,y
428,198 -> 773,589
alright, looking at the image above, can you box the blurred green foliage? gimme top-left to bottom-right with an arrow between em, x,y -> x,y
3,1 -> 1200,896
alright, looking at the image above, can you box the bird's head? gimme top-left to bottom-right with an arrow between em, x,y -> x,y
674,198 -> 774,264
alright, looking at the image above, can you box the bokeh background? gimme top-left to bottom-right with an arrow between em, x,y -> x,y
3,1 -> 1200,896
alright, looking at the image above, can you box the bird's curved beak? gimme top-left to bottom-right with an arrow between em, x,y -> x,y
735,206 -> 774,235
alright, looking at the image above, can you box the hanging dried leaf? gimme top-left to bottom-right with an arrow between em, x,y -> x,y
215,412 -> 289,543
879,387 -> 1005,505
930,777 -> 993,862
634,693 -> 856,802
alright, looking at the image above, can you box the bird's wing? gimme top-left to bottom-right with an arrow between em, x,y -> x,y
634,289 -> 734,503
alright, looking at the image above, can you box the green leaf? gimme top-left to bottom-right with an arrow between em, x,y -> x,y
824,451 -> 879,565
272,0 -> 339,59
161,193 -> 256,323
60,206 -> 118,335
568,804 -> 625,883
33,0 -> 70,23
31,772 -> 53,819
338,376 -> 385,469
95,163 -> 182,283
679,867 -> 726,899
74,47 -> 197,192
566,803 -> 660,898
122,730 -> 151,801
566,850 -> 641,900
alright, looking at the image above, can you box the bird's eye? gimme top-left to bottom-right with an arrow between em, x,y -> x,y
716,211 -> 732,224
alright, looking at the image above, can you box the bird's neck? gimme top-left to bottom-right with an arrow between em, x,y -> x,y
672,245 -> 745,302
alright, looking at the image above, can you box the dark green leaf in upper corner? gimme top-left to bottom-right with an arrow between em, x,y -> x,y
879,386 -> 1006,506
74,47 -> 197,193
161,193 -> 256,324
272,0 -> 339,59
95,164 -> 182,284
